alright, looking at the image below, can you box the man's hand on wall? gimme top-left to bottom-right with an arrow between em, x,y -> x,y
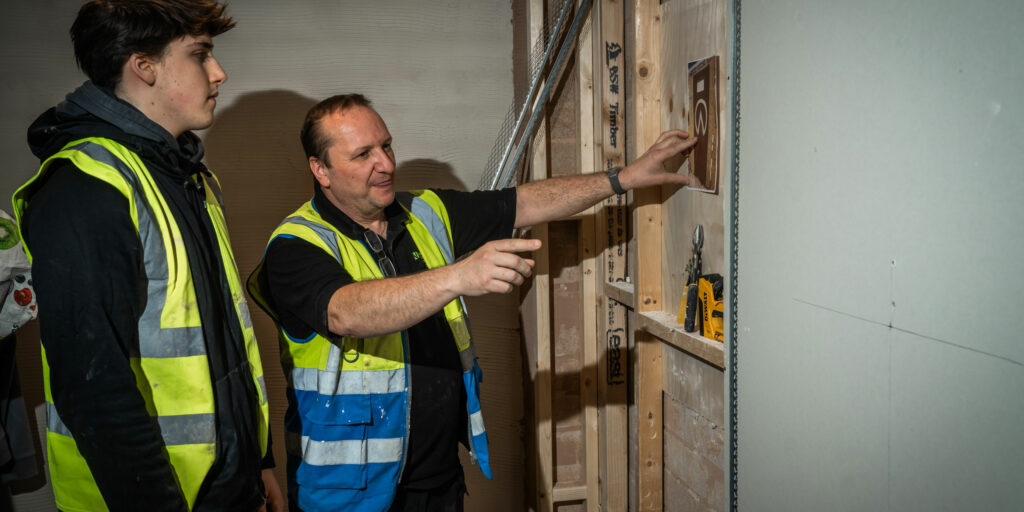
619,129 -> 698,191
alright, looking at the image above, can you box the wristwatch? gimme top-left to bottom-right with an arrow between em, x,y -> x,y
606,166 -> 626,195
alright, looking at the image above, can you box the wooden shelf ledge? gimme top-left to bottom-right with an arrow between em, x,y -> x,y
636,310 -> 724,369
603,280 -> 635,308
551,483 -> 588,503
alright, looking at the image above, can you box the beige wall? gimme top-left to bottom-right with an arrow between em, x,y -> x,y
2,1 -> 524,510
1,0 -> 515,199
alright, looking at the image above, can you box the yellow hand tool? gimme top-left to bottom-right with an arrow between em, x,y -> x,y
698,274 -> 724,342
678,225 -> 703,330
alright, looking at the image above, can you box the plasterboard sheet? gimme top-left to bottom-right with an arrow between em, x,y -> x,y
736,0 -> 1024,509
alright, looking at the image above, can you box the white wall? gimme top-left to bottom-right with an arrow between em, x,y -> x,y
737,1 -> 1024,510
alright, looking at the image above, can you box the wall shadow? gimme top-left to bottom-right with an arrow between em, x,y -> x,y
203,89 -> 318,263
201,89 -> 317,506
394,158 -> 466,192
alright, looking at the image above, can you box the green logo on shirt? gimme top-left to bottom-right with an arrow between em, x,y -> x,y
412,251 -> 421,261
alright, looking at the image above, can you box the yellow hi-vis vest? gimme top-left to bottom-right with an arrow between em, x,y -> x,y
247,190 -> 491,512
11,137 -> 270,512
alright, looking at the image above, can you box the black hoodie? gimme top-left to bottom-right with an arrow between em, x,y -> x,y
20,82 -> 271,511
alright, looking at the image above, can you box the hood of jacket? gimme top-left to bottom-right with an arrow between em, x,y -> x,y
27,81 -> 208,179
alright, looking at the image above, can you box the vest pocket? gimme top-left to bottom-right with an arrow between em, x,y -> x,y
305,341 -> 372,425
306,393 -> 371,425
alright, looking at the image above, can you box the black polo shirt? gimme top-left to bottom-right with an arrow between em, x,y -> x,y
262,185 -> 516,490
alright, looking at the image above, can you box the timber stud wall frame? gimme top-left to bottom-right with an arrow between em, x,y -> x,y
521,0 -> 730,510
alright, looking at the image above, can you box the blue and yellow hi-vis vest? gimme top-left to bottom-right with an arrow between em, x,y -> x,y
247,190 -> 491,512
11,137 -> 271,512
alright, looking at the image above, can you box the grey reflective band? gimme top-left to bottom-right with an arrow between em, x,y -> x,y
137,323 -> 206,358
46,402 -> 72,438
257,375 -> 268,404
72,141 -> 208,359
408,197 -> 454,264
47,402 -> 215,446
157,413 -> 216,445
325,343 -> 342,375
290,366 -> 406,395
237,297 -> 254,330
469,410 -> 486,437
458,345 -> 477,371
282,216 -> 343,263
299,435 -> 403,466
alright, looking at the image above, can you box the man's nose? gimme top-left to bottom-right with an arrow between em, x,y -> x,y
209,57 -> 227,85
374,148 -> 395,172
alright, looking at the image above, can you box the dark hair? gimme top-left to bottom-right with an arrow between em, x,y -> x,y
300,94 -> 374,168
71,0 -> 236,89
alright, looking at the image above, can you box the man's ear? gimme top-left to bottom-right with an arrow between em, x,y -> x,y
310,156 -> 331,188
125,52 -> 158,86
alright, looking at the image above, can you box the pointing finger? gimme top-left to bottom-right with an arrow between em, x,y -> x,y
488,238 -> 542,253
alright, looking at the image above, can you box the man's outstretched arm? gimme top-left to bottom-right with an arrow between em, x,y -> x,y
265,235 -> 540,340
514,129 -> 697,228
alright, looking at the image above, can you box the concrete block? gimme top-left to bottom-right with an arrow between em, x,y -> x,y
665,471 -> 703,512
555,429 -> 583,483
665,426 -> 709,498
665,397 -> 725,511
664,345 -> 725,422
665,395 -> 725,468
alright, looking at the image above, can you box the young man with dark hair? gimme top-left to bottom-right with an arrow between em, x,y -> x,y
248,95 -> 696,511
11,1 -> 282,510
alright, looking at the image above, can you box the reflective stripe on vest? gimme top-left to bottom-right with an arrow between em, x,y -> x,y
46,402 -> 216,446
12,137 -> 270,511
285,431 -> 404,466
291,365 -> 406,395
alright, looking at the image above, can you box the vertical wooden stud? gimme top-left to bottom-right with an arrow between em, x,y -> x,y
635,330 -> 664,512
528,1 -> 553,511
577,0 -> 601,509
633,0 -> 664,510
596,0 -> 630,510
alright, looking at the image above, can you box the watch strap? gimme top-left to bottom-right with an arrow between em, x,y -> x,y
606,166 -> 626,195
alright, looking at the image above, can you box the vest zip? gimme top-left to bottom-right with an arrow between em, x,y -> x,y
371,236 -> 412,483
398,330 -> 412,481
